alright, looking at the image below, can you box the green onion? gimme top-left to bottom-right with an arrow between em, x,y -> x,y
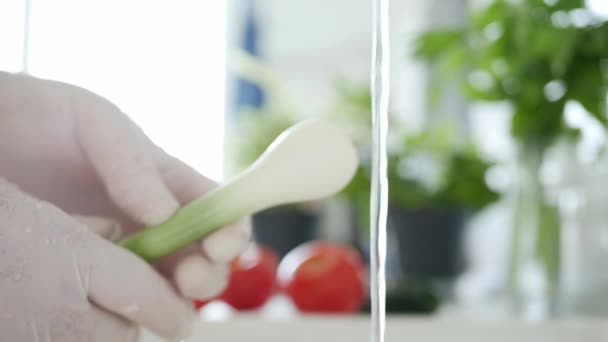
120,181 -> 253,261
119,119 -> 359,261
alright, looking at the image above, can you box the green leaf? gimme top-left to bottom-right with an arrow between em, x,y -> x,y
565,59 -> 608,126
438,154 -> 500,210
413,29 -> 464,62
517,78 -> 546,109
551,0 -> 586,11
513,13 -> 533,58
510,99 -> 565,147
472,0 -> 509,31
426,45 -> 468,109
461,77 -> 505,101
511,108 -> 534,142
550,29 -> 579,76
531,27 -> 559,58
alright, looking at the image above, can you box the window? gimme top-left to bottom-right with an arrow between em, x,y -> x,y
2,0 -> 227,180
0,0 -> 25,72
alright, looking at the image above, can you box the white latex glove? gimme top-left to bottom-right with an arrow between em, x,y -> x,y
0,72 -> 251,340
0,180 -> 193,341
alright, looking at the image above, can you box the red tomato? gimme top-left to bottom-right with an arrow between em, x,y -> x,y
277,241 -> 366,313
219,245 -> 278,310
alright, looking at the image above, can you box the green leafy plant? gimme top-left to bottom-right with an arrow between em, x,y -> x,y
415,0 -> 608,150
388,129 -> 499,211
414,0 -> 608,310
329,77 -> 499,232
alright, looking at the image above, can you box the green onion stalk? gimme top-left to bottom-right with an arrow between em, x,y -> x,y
120,180 -> 254,262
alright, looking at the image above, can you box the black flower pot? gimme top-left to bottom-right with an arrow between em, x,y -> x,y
252,206 -> 319,258
389,206 -> 469,280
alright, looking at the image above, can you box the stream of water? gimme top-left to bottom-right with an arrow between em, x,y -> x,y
369,0 -> 390,341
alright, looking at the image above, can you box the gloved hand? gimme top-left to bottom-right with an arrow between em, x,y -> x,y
0,72 -> 251,340
0,180 -> 194,341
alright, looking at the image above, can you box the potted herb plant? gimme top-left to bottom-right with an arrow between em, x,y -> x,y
414,0 -> 608,316
328,78 -> 499,289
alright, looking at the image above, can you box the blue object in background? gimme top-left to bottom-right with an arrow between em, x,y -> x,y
228,0 -> 265,122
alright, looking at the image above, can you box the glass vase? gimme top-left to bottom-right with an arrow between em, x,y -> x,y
557,146 -> 608,317
506,142 -> 561,319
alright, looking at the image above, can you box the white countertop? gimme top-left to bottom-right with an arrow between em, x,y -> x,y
140,316 -> 608,342
139,295 -> 608,341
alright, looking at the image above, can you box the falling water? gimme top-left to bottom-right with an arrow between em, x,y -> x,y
369,0 -> 390,341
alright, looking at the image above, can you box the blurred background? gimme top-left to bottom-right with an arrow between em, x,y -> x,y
3,0 -> 608,322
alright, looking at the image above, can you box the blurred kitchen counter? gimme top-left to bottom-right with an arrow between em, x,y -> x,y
140,315 -> 608,342
139,296 -> 608,341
